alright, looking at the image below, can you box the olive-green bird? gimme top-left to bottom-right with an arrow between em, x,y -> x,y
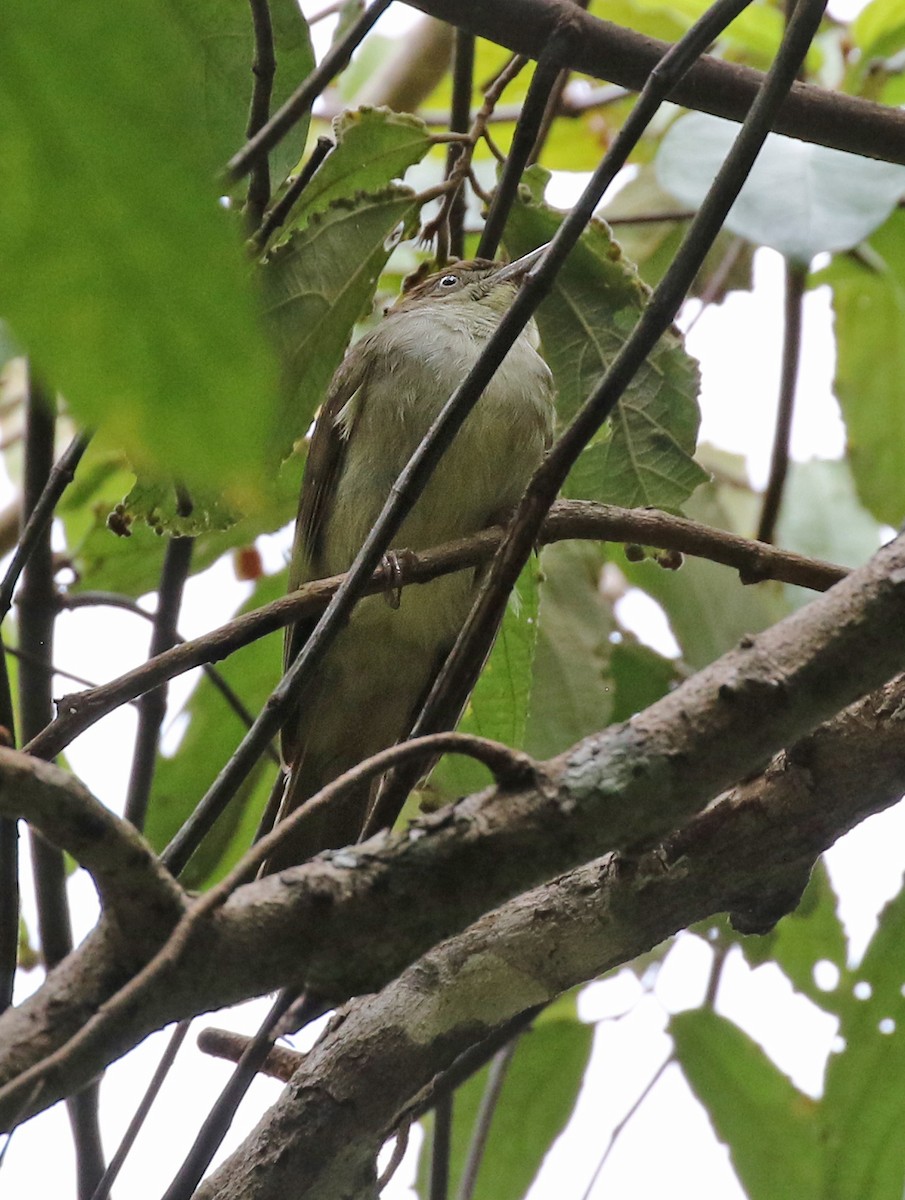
267,255 -> 555,870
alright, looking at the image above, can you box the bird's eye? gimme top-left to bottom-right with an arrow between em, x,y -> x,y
438,274 -> 458,289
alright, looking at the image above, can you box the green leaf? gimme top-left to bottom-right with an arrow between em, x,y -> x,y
0,0 -> 279,499
671,1009 -> 822,1200
739,863 -> 850,1013
852,0 -> 905,62
61,442 -> 301,597
114,479 -> 241,538
143,571 -> 286,888
525,542 -> 615,759
503,189 -> 706,512
822,882 -> 905,1200
601,165 -> 754,298
609,634 -> 682,722
417,1009 -> 592,1200
775,459 -> 882,608
816,211 -> 905,526
619,479 -> 790,669
656,113 -> 905,263
430,562 -> 540,799
289,107 -> 433,227
177,0 -> 315,184
262,187 -> 422,459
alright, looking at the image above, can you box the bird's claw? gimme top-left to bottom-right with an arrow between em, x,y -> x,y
382,549 -> 416,609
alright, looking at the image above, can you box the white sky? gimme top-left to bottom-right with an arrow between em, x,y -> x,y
4,1 -> 899,1198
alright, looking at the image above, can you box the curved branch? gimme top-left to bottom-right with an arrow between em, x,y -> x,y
28,500 -> 847,761
403,0 -> 905,166
0,749 -> 184,936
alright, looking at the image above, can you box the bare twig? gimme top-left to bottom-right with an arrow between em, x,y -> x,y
757,258 -> 808,544
226,0 -> 393,182
88,1021 -> 191,1200
430,1094 -> 453,1200
27,500 -> 849,765
124,522 -> 194,832
457,1038 -> 520,1200
478,38 -> 569,259
251,134 -> 334,251
577,1056 -> 672,1200
445,29 -> 475,261
244,0 -> 277,229
0,430 -> 90,622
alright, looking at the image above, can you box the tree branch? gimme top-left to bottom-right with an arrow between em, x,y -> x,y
28,501 -> 847,763
192,669 -> 905,1200
402,0 -> 905,166
2,531 -> 904,1126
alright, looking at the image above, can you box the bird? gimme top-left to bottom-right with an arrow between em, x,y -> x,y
265,254 -> 555,870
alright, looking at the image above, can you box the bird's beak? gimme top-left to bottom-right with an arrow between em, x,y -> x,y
491,243 -> 551,285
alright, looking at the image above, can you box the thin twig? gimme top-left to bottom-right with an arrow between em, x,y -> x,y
456,1038 -> 520,1200
421,55 -> 528,247
377,1118 -> 413,1191
578,1056 -> 672,1200
26,499 -> 848,765
445,30 -> 475,261
226,0 -> 393,182
88,1021 -> 191,1200
160,992 -> 297,1200
526,0 -> 591,166
0,430 -> 90,622
757,258 -> 808,544
478,38 -> 569,260
58,590 -> 277,756
430,1094 -> 453,1200
245,0 -> 277,229
19,378 -> 104,1197
124,523 -> 194,832
251,135 -> 334,251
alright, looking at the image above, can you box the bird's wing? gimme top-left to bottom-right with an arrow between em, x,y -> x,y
283,341 -> 372,678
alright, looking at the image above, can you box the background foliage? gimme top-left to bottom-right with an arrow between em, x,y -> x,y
3,0 -> 905,1197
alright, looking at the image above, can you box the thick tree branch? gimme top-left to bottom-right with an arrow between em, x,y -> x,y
1,532 -> 903,1125
403,0 -> 905,166
29,500 -> 846,762
0,749 -> 183,937
194,673 -> 905,1200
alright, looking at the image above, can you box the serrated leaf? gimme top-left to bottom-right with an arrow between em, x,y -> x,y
822,880 -> 905,1200
504,189 -> 705,512
601,165 -> 754,298
143,572 -> 286,888
416,1014 -> 592,1200
672,1009 -> 822,1200
262,188 -> 422,459
815,211 -> 905,526
63,448 -> 301,597
177,0 -> 315,184
430,562 -> 540,799
0,0 -> 279,499
739,863 -> 850,1013
289,107 -> 433,227
115,479 -> 241,539
657,113 -> 905,264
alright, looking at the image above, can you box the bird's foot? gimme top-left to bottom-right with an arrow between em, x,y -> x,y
381,549 -> 417,609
